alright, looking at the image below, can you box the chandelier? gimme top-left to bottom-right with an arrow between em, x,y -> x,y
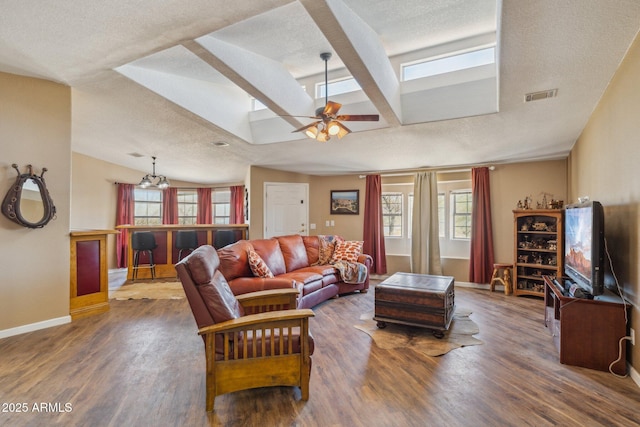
138,156 -> 169,189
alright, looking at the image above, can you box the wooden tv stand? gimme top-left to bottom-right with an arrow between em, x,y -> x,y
543,276 -> 629,375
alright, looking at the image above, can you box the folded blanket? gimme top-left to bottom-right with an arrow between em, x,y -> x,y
332,260 -> 367,285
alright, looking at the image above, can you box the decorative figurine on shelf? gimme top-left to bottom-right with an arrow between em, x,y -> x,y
549,199 -> 564,209
537,192 -> 554,209
524,196 -> 532,210
532,222 -> 548,231
517,200 -> 523,209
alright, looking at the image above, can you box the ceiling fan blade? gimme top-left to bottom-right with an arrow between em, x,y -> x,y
336,114 -> 379,122
323,101 -> 342,116
292,121 -> 320,133
280,114 -> 321,119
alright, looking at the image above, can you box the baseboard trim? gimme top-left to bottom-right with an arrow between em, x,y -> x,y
0,315 -> 71,339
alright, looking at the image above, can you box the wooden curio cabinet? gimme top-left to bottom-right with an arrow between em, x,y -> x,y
513,209 -> 563,297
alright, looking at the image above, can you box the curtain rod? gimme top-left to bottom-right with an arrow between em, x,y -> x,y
358,165 -> 494,178
113,182 -> 244,189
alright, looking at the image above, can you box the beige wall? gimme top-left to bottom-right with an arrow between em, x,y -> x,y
70,152 -> 233,269
248,161 -> 566,283
309,174 -> 366,240
0,72 -> 71,332
568,31 -> 640,369
490,160 -> 567,266
248,166 -> 368,241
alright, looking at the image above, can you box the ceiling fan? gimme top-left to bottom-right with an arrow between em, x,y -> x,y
291,52 -> 379,142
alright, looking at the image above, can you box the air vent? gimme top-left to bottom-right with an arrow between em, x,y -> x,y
212,141 -> 229,147
128,152 -> 145,157
524,89 -> 558,102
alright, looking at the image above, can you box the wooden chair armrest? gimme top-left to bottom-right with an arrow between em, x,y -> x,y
237,288 -> 299,311
198,309 -> 315,336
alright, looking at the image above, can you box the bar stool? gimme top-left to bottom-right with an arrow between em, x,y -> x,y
131,232 -> 157,281
213,229 -> 238,249
490,263 -> 513,295
175,230 -> 198,261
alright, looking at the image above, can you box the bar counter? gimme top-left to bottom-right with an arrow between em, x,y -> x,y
70,229 -> 119,320
115,224 -> 249,280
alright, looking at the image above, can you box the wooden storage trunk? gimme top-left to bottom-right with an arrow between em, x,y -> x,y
374,273 -> 455,337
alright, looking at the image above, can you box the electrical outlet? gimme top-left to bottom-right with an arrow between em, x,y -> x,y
631,328 -> 636,346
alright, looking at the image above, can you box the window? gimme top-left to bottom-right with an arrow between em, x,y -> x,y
212,189 -> 231,224
177,190 -> 197,225
134,188 -> 162,225
382,193 -> 403,237
316,77 -> 361,99
402,47 -> 495,81
251,97 -> 267,111
451,191 -> 472,239
381,184 -> 412,255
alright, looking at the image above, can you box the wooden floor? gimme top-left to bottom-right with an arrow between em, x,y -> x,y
1,284 -> 639,427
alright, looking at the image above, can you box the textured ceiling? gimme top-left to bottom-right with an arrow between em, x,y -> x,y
1,0 -> 639,184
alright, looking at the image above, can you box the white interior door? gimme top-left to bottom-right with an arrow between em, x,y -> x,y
264,183 -> 309,238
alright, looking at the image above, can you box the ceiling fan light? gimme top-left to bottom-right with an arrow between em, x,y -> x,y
316,129 -> 330,142
327,121 -> 341,136
305,125 -> 319,139
336,126 -> 350,139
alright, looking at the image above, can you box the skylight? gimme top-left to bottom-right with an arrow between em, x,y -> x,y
251,97 -> 267,111
402,47 -> 496,81
316,77 -> 362,99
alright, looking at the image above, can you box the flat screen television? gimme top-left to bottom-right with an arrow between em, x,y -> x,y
563,201 -> 605,295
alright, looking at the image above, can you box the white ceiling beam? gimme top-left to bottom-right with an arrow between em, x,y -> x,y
184,37 -> 313,131
300,0 -> 402,126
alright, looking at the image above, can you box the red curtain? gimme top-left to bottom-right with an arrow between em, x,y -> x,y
197,188 -> 212,224
116,183 -> 134,268
469,167 -> 495,283
162,187 -> 178,224
363,175 -> 387,274
230,185 -> 245,224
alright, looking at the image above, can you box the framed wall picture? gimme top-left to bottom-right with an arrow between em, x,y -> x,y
330,190 -> 359,215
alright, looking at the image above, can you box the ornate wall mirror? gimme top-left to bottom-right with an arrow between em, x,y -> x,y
2,164 -> 56,228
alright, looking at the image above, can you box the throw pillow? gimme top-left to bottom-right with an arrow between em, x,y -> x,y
248,249 -> 274,278
316,235 -> 344,265
330,240 -> 363,264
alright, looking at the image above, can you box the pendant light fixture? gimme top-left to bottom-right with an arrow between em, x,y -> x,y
139,156 -> 169,189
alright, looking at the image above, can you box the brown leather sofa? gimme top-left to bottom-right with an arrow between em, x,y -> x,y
216,234 -> 372,309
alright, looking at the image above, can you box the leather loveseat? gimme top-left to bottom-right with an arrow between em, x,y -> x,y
216,234 -> 372,309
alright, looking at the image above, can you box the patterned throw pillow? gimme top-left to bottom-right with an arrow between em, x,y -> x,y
247,249 -> 274,278
316,235 -> 344,265
330,240 -> 363,264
